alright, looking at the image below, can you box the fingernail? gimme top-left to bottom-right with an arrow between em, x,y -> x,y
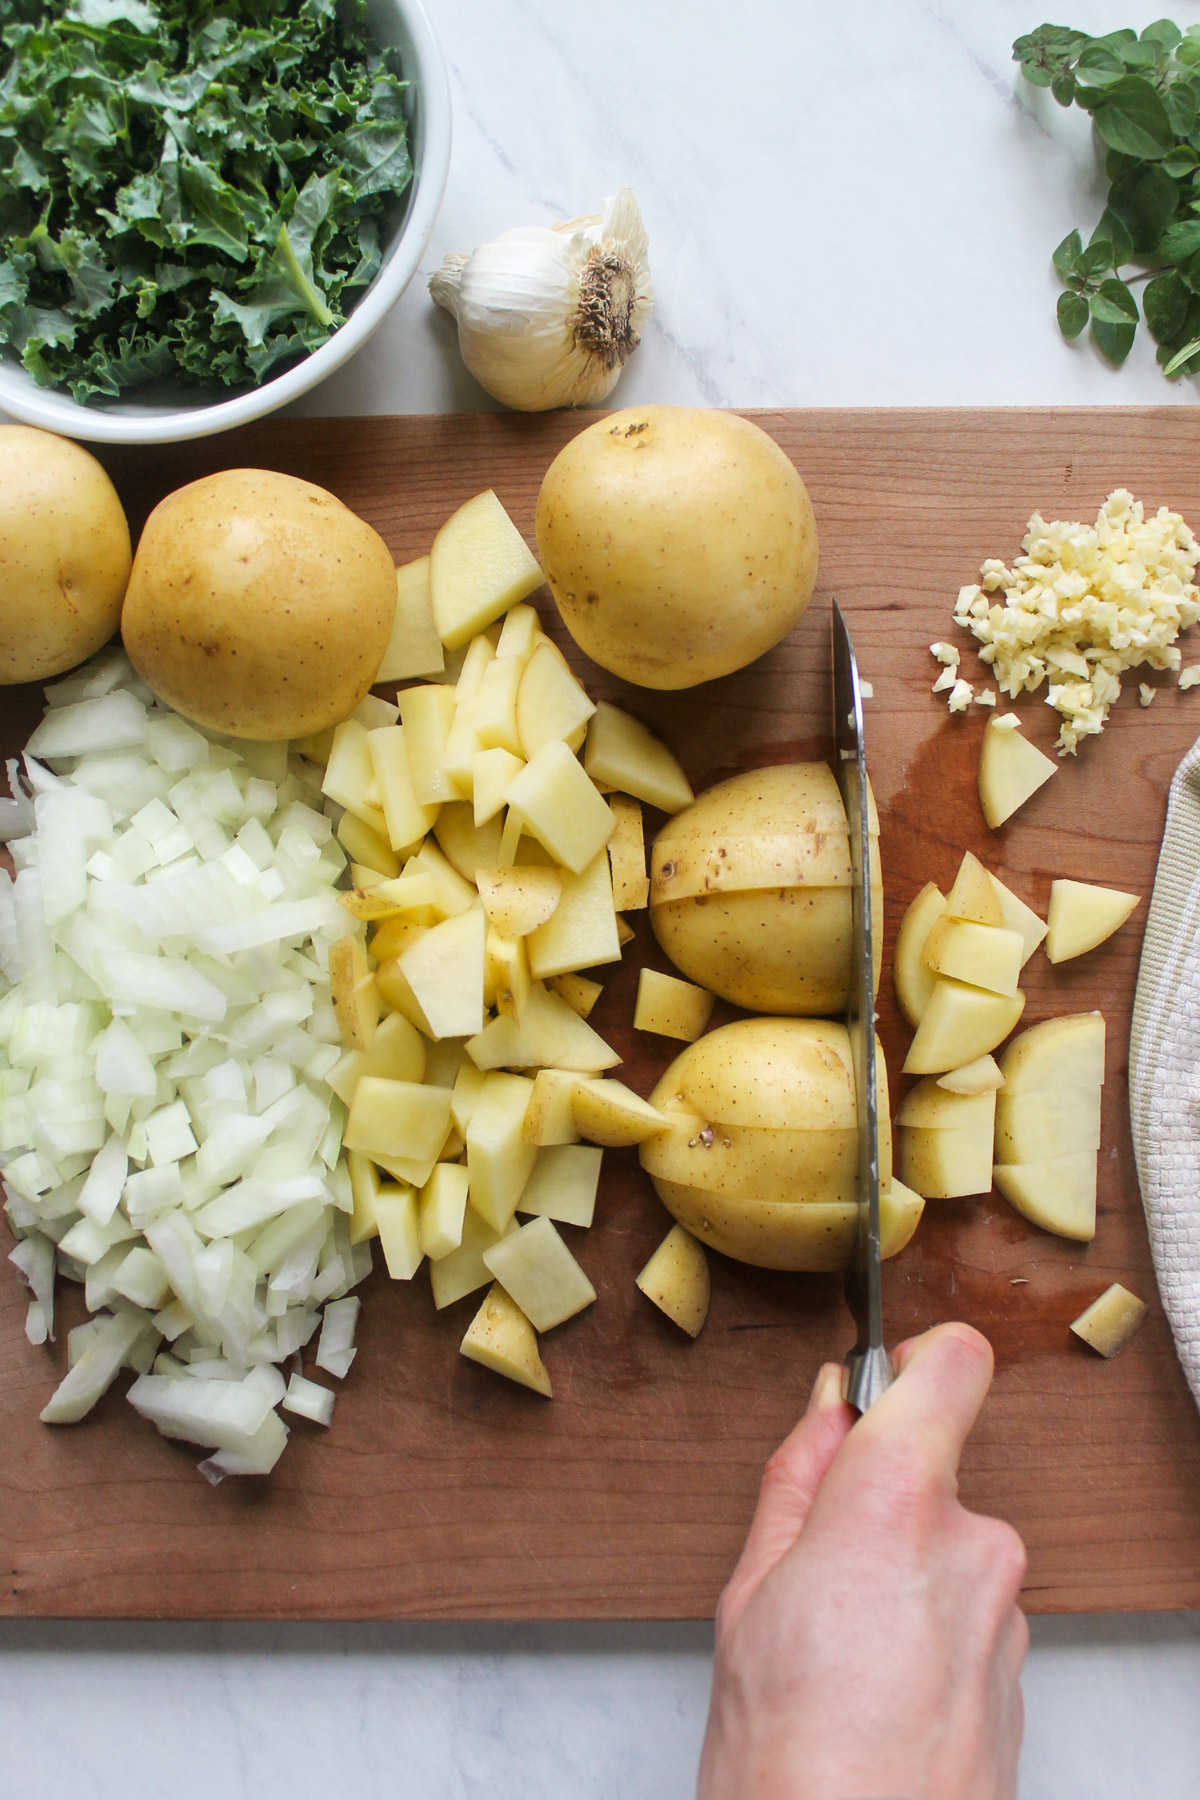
806,1363 -> 845,1413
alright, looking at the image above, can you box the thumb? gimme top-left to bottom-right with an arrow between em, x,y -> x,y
719,1363 -> 854,1627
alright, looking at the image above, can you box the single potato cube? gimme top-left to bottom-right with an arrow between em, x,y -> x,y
496,602 -> 541,661
634,967 -> 714,1042
504,740 -> 615,874
517,1143 -> 603,1227
547,972 -> 602,1017
636,1224 -> 710,1338
476,863 -> 563,937
523,1069 -> 582,1146
617,916 -> 636,946
460,1281 -> 552,1398
988,873 -> 1047,966
344,1075 -> 453,1166
374,1183 -> 423,1280
419,1163 -> 470,1261
893,882 -> 948,1029
945,850 -> 1004,926
473,651 -> 524,756
441,698 -> 485,798
430,490 -> 544,650
473,747 -> 525,826
935,1054 -> 1004,1097
375,953 -> 435,1035
993,1151 -> 1097,1241
396,685 -> 459,805
921,917 -> 1024,998
377,555 -> 445,682
327,1009 -> 428,1108
368,725 -> 440,853
399,906 -> 487,1039
1070,1283 -> 1147,1358
337,809 -> 400,879
583,702 -> 694,814
328,933 -> 378,1051
572,1077 -> 670,1147
430,1210 -> 516,1310
467,981 -> 619,1074
482,1215 -> 596,1332
605,792 -> 649,910
450,1062 -> 488,1134
466,1071 -> 538,1230
322,720 -> 384,828
999,1012 -> 1105,1093
347,1150 -> 382,1245
527,851 -> 620,978
1045,879 -> 1140,963
903,978 -> 1025,1075
978,715 -> 1057,829
375,1133 -> 445,1190
896,1079 -> 996,1198
516,639 -> 595,759
454,630 -> 497,702
486,926 -> 531,1023
404,838 -> 477,917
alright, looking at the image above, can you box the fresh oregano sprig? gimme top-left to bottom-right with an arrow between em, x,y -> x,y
1014,20 -> 1200,375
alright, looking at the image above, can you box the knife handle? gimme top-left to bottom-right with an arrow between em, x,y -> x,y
842,1343 -> 895,1414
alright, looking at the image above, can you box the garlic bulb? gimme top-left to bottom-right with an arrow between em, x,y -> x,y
429,188 -> 653,412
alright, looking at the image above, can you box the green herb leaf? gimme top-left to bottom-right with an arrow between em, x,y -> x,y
1108,162 -> 1177,252
1052,70 -> 1077,105
1077,239 -> 1116,280
1074,43 -> 1127,88
1091,315 -> 1137,363
1144,268 -> 1191,340
1091,75 -> 1175,158
1163,333 -> 1200,374
1057,290 -> 1090,337
1089,277 -> 1139,324
1141,18 -> 1183,50
1165,79 -> 1198,138
1052,228 -> 1084,275
1163,142 -> 1200,177
1090,206 -> 1136,267
1158,217 -> 1200,259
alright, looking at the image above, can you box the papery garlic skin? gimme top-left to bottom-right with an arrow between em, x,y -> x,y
429,189 -> 653,412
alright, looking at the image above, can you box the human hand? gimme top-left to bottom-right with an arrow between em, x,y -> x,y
697,1323 -> 1027,1800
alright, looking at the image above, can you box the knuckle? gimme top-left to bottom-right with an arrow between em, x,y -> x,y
972,1514 -> 1028,1592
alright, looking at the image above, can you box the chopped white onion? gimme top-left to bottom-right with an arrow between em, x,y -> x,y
283,1372 -> 335,1426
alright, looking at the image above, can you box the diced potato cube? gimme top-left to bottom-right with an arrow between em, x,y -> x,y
945,851 -> 1003,926
523,1069 -> 582,1146
399,906 -> 487,1039
322,720 -> 385,828
616,916 -> 636,946
375,955 -> 435,1035
978,715 -> 1056,828
495,602 -> 541,662
516,640 -> 596,759
583,702 -> 694,814
367,725 -> 440,853
419,1163 -> 470,1260
636,1224 -> 710,1337
517,1143 -> 603,1226
935,1054 -> 1004,1096
527,852 -> 620,979
376,555 -> 445,682
429,1208 -> 515,1309
397,685 -> 459,805
375,1145 -> 442,1191
634,967 -> 714,1042
441,695 -> 484,797
572,1077 -> 670,1147
375,1183 -> 423,1280
433,803 -> 505,884
606,793 -> 649,910
504,740 -> 615,873
486,926 -> 530,1023
903,978 -> 1025,1075
1045,879 -> 1140,963
993,1152 -> 1097,1241
337,810 -> 400,878
328,934 -> 378,1051
326,1010 -> 427,1108
430,490 -> 544,649
476,864 -> 562,937
473,747 -> 525,826
344,1076 -> 452,1165
989,873 -> 1047,966
474,654 -> 524,756
460,1281 -> 552,1397
466,1071 -> 537,1230
921,917 -> 1024,998
404,838 -> 477,917
347,1150 -> 382,1245
1070,1282 -> 1147,1357
468,981 -> 619,1074
482,1215 -> 596,1331
450,1062 -> 488,1134
454,630 -> 497,703
547,973 -> 602,1018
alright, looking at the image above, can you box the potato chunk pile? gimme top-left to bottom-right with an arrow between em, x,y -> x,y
315,494 -> 695,1396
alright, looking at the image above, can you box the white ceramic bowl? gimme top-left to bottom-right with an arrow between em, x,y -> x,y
0,0 -> 450,446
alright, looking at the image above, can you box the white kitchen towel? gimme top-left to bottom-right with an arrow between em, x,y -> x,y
1129,734 -> 1200,1412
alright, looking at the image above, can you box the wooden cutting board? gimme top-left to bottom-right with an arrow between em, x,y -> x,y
3,406 -> 1200,1622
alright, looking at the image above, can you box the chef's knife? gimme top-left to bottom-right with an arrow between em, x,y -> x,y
831,600 -> 893,1413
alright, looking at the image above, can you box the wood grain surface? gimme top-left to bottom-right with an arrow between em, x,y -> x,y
3,406 -> 1200,1621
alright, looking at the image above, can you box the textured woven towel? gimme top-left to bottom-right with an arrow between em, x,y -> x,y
1130,735 -> 1200,1412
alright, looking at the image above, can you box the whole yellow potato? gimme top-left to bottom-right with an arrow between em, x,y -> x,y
0,425 -> 131,684
649,764 -> 882,1013
640,1018 -> 915,1272
122,468 -> 396,740
535,405 -> 818,688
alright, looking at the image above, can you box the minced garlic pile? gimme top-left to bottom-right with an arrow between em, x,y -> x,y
945,490 -> 1200,753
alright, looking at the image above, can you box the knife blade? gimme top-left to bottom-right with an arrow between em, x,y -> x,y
831,600 -> 893,1413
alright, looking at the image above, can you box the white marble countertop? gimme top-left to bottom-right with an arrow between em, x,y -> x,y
3,1 -> 1200,1795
